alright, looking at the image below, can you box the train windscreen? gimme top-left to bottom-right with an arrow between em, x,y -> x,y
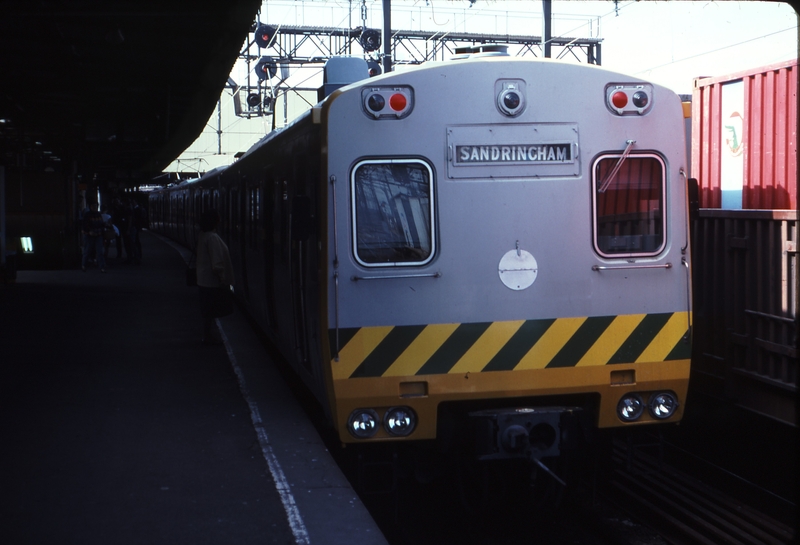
351,159 -> 434,267
593,153 -> 666,257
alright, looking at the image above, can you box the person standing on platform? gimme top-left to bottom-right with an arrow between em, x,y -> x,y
196,209 -> 235,345
111,197 -> 127,260
129,199 -> 145,265
81,202 -> 106,273
100,206 -> 116,260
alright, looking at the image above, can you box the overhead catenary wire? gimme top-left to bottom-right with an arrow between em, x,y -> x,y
634,25 -> 797,75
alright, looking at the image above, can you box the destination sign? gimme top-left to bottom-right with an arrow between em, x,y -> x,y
455,143 -> 572,164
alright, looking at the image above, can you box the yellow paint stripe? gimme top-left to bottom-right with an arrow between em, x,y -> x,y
384,323 -> 461,377
333,325 -> 393,380
637,311 -> 690,363
449,320 -> 526,374
576,314 -> 646,367
516,317 -> 586,370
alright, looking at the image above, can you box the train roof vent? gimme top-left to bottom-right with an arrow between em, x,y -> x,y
318,57 -> 369,100
452,44 -> 509,60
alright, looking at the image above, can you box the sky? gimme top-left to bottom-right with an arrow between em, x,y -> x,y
258,0 -> 797,94
166,0 -> 798,173
558,0 -> 798,94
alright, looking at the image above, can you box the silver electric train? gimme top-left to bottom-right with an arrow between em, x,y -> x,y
150,49 -> 693,470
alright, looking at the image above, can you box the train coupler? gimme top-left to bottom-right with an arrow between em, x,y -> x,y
469,406 -> 582,468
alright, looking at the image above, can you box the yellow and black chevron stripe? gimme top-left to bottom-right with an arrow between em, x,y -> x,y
330,312 -> 691,379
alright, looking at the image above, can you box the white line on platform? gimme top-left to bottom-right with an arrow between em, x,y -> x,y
218,320 -> 311,545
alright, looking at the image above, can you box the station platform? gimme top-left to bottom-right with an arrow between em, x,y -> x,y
1,230 -> 388,545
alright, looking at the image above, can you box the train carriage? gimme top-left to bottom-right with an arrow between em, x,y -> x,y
151,49 -> 693,468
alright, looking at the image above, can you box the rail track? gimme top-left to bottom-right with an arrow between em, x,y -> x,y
603,435 -> 796,545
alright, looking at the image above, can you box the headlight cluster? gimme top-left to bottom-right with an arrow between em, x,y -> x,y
616,391 -> 678,422
347,406 -> 417,439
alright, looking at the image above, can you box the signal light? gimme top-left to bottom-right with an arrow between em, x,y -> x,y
359,28 -> 381,52
254,24 -> 276,48
367,60 -> 382,77
244,92 -> 273,114
254,56 -> 277,81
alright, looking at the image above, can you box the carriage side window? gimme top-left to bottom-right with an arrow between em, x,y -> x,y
352,159 -> 435,267
592,153 -> 665,257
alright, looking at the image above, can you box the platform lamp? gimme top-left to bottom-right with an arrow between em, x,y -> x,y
20,237 -> 33,254
254,24 -> 276,48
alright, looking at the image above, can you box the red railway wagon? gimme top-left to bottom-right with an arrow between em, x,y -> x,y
689,59 -> 798,426
691,59 -> 797,210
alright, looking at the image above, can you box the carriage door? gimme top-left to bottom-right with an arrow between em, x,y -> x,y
237,176 -> 249,300
289,190 -> 310,370
262,173 -> 278,330
228,180 -> 246,298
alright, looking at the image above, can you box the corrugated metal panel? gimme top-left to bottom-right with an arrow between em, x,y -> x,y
691,209 -> 797,425
691,60 -> 797,210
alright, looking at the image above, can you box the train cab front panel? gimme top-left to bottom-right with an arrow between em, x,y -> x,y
319,56 -> 692,447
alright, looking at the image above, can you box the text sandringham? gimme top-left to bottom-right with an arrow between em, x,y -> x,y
456,144 -> 572,164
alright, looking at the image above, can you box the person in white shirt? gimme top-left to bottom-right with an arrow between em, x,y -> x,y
196,209 -> 235,345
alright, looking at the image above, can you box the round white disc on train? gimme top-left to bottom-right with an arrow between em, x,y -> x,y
498,249 -> 538,290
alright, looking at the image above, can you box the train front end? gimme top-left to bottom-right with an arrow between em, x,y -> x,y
318,54 -> 692,458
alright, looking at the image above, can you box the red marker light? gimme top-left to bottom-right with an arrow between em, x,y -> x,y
611,91 -> 628,109
362,87 -> 413,119
389,93 -> 407,111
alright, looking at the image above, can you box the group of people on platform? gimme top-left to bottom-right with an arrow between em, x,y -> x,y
80,197 -> 147,272
80,201 -> 235,346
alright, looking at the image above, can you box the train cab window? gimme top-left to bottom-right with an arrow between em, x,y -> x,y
592,153 -> 665,257
352,159 -> 435,267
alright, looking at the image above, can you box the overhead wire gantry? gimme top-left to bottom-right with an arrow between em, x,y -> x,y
261,24 -> 601,66
232,1 -> 602,120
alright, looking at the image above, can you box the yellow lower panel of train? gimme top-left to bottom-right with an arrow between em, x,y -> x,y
333,360 -> 690,442
329,312 -> 691,442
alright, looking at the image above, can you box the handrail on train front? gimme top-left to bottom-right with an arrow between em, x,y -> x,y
592,263 -> 672,271
330,175 -> 340,362
351,272 -> 442,281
